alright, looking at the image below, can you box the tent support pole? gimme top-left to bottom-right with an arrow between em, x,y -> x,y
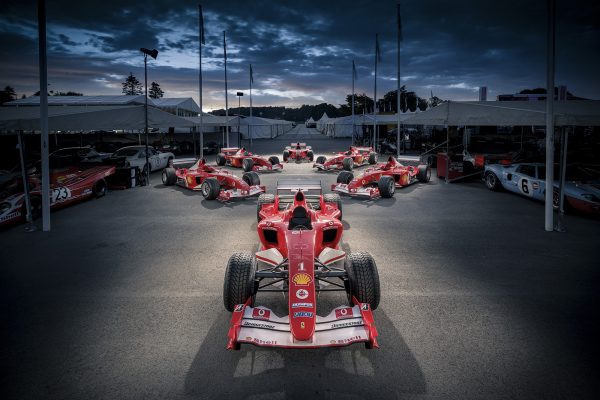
18,131 -> 34,230
37,0 -> 50,231
555,126 -> 568,232
192,127 -> 196,159
545,0 -> 555,231
445,124 -> 449,184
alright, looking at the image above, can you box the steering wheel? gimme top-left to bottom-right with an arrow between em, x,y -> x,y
292,225 -> 309,231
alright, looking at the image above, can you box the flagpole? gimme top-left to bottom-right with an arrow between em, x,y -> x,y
396,3 -> 402,158
352,60 -> 356,146
224,30 -> 229,147
249,64 -> 253,151
199,4 -> 204,160
373,33 -> 378,150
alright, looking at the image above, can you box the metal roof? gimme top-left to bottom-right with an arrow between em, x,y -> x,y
3,95 -> 153,106
152,98 -> 200,113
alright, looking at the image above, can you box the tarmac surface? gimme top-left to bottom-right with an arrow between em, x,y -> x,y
1,125 -> 599,400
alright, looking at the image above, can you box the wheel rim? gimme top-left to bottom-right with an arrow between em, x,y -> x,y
162,170 -> 167,183
202,183 -> 209,196
389,180 -> 395,194
486,174 -> 495,188
426,168 -> 431,181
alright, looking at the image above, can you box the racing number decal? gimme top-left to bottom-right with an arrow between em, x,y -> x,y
518,178 -> 534,197
51,187 -> 71,203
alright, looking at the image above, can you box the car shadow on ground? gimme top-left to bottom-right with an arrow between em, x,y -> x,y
343,197 -> 397,208
200,196 -> 259,210
184,309 -> 426,400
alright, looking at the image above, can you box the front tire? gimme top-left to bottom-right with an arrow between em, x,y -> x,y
342,157 -> 353,171
242,171 -> 260,186
283,150 -> 289,162
378,175 -> 395,198
337,171 -> 354,184
216,153 -> 226,166
368,152 -> 377,164
242,158 -> 254,172
323,193 -> 342,220
485,172 -> 501,191
162,167 -> 177,186
345,252 -> 380,310
223,253 -> 256,312
201,177 -> 220,200
316,155 -> 326,164
307,151 -> 314,161
257,193 -> 275,222
417,165 -> 431,183
268,156 -> 280,165
92,179 -> 107,198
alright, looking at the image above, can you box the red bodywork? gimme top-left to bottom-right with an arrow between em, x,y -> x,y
332,156 -> 430,198
313,146 -> 377,171
218,147 -> 283,172
170,159 -> 264,200
0,165 -> 115,227
226,182 -> 379,349
283,143 -> 313,162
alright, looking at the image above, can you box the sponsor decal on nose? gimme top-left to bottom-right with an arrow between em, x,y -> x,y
292,273 -> 311,285
296,289 -> 309,299
252,308 -> 271,320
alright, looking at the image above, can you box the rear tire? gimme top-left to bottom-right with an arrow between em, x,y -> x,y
201,177 -> 220,200
268,156 -> 280,165
378,175 -> 395,198
216,153 -> 226,166
337,171 -> 354,184
162,167 -> 177,186
485,172 -> 501,191
323,193 -> 342,220
307,151 -> 314,161
257,193 -> 275,222
316,155 -> 326,164
283,150 -> 289,162
342,157 -> 353,171
242,171 -> 260,186
417,165 -> 431,182
242,158 -> 254,172
223,252 -> 256,312
92,178 -> 107,198
368,152 -> 377,164
345,252 -> 380,310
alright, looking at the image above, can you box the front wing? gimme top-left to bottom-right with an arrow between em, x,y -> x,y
331,183 -> 379,199
219,185 -> 265,201
253,163 -> 283,172
227,298 -> 379,349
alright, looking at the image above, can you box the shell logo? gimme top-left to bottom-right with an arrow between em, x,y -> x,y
292,272 -> 312,286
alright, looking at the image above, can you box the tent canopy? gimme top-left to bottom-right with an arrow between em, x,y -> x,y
403,100 -> 600,126
0,105 -> 196,132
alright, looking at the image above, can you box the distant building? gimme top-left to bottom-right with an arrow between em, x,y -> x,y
497,86 -> 585,101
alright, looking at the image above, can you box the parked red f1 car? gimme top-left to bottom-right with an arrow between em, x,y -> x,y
283,143 -> 314,162
332,156 -> 431,198
313,146 -> 378,171
0,165 -> 115,227
162,158 -> 264,201
216,147 -> 283,173
224,180 -> 380,349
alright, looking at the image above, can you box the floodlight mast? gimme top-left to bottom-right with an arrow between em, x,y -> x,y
140,47 -> 158,184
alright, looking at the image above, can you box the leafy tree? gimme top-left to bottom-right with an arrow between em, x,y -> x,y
0,85 -> 17,105
417,98 -> 428,111
149,82 -> 164,99
346,93 -> 374,114
428,95 -> 443,108
122,72 -> 143,95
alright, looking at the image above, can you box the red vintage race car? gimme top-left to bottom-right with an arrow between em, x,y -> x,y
216,147 -> 283,172
313,146 -> 378,171
0,165 -> 115,227
224,180 -> 380,349
283,142 -> 314,162
161,158 -> 265,201
332,156 -> 431,198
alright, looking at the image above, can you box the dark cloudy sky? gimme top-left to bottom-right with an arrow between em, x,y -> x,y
1,0 -> 598,111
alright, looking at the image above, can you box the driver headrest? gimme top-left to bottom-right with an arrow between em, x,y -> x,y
292,206 -> 307,218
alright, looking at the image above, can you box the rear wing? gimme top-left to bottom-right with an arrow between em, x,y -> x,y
220,147 -> 240,155
353,147 -> 373,153
276,179 -> 322,195
396,155 -> 423,166
290,143 -> 307,147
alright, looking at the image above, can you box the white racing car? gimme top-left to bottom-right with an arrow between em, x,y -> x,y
108,146 -> 174,174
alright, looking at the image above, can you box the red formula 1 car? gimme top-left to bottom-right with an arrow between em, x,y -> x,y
313,146 -> 378,171
0,165 -> 115,227
161,158 -> 264,201
224,180 -> 380,349
332,156 -> 431,198
283,143 -> 314,163
216,147 -> 283,173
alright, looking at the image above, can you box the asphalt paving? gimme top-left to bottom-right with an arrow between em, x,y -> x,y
1,125 -> 599,400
